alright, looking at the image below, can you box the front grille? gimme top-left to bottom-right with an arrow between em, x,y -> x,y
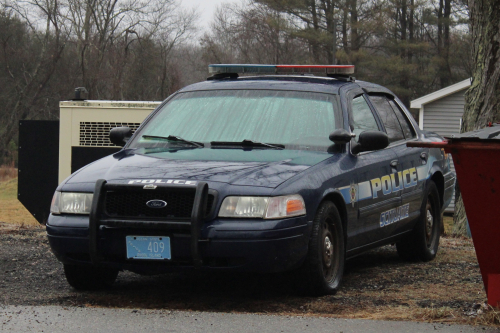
104,189 -> 214,220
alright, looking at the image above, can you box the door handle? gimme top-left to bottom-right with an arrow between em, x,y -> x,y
390,160 -> 399,168
420,152 -> 428,164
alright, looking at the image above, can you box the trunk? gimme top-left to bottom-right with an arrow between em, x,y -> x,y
394,4 -> 399,46
342,5 -> 348,52
436,0 -> 451,88
400,0 -> 407,59
80,0 -> 94,97
324,0 -> 334,63
399,0 -> 409,106
310,0 -> 321,62
437,0 -> 443,52
453,0 -> 500,235
408,0 -> 414,62
443,0 -> 452,84
350,0 -> 359,53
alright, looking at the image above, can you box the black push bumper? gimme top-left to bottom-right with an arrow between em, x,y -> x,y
46,180 -> 311,273
89,179 -> 209,268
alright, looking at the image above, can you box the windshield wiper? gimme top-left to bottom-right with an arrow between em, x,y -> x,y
142,135 -> 204,148
211,139 -> 284,150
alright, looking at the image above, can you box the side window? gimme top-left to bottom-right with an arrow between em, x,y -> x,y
369,95 -> 405,143
389,100 -> 416,139
351,95 -> 379,142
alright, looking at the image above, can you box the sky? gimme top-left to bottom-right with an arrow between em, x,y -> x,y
182,0 -> 244,31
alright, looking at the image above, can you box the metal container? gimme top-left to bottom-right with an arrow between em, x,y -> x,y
408,124 -> 500,307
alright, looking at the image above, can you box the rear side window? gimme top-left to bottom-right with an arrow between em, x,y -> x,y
350,95 -> 379,142
369,95 -> 404,143
389,100 -> 416,139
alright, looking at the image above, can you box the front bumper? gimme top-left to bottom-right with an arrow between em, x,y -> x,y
46,214 -> 311,274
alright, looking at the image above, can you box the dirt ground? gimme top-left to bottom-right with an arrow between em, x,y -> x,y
1,178 -> 498,328
0,225 -> 498,328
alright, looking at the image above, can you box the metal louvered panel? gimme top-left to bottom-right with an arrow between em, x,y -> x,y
79,122 -> 141,146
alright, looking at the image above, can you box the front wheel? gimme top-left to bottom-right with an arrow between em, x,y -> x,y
298,201 -> 345,296
396,180 -> 441,262
64,264 -> 118,290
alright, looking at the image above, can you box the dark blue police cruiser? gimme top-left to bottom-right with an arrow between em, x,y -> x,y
47,64 -> 455,295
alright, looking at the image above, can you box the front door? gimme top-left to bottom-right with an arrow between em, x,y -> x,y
346,93 -> 401,249
367,94 -> 422,236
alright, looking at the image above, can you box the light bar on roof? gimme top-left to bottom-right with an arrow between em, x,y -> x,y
209,64 -> 277,74
208,64 -> 355,75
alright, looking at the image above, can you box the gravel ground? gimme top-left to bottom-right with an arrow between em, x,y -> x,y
0,227 -> 498,328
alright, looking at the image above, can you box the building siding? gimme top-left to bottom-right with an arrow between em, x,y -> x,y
422,89 -> 466,212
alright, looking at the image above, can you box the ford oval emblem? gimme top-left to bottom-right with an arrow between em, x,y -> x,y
146,200 -> 167,209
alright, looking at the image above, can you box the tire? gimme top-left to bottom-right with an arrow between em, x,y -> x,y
64,264 -> 118,290
396,180 -> 441,262
298,201 -> 345,296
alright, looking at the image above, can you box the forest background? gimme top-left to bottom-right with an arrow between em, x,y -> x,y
0,0 -> 471,165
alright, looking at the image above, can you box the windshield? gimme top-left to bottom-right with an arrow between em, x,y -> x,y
129,90 -> 341,150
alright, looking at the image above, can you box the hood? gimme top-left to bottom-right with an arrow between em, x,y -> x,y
64,148 -> 332,189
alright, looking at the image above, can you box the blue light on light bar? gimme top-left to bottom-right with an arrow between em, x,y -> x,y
209,64 -> 277,74
208,64 -> 355,75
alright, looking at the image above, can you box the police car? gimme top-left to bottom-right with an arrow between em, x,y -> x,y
47,64 -> 455,295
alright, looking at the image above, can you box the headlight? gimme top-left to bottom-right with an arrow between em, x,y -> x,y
218,194 -> 306,219
50,191 -> 93,215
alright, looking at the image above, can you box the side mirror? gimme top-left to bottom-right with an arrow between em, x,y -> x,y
329,129 -> 353,144
352,131 -> 389,154
110,127 -> 133,147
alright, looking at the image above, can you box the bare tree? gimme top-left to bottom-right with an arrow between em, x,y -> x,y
0,0 -> 68,164
453,0 -> 500,235
62,0 -> 197,98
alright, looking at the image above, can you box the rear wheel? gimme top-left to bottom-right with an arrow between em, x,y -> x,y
396,180 -> 441,262
64,264 -> 118,290
299,201 -> 345,296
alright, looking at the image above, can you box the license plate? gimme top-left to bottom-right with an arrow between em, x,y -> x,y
126,236 -> 171,260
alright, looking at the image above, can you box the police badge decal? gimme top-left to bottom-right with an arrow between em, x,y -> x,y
349,184 -> 357,207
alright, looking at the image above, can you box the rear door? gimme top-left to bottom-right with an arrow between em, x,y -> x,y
367,94 -> 424,234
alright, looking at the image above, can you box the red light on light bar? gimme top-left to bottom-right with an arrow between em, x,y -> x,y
276,65 -> 354,75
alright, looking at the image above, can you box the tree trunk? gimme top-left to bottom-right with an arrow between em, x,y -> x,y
408,0 -> 414,63
342,5 -> 348,52
350,0 -> 359,53
453,0 -> 500,235
399,0 -> 410,106
310,0 -> 321,63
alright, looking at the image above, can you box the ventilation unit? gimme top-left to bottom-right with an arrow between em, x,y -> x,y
59,100 -> 161,183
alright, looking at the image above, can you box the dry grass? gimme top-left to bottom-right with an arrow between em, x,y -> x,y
471,304 -> 500,326
443,215 -> 454,235
0,163 -> 17,182
0,177 -> 39,227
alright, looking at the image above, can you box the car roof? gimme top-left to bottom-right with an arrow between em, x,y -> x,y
179,75 -> 355,95
355,80 -> 395,96
179,76 -> 396,98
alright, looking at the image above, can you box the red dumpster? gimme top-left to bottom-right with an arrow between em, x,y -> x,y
408,124 -> 500,307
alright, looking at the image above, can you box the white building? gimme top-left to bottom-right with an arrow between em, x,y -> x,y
410,78 -> 471,212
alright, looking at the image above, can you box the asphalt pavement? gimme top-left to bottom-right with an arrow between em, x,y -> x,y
1,305 -> 498,333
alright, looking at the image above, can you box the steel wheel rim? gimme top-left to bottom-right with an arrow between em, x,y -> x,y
322,218 -> 339,282
425,198 -> 434,246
